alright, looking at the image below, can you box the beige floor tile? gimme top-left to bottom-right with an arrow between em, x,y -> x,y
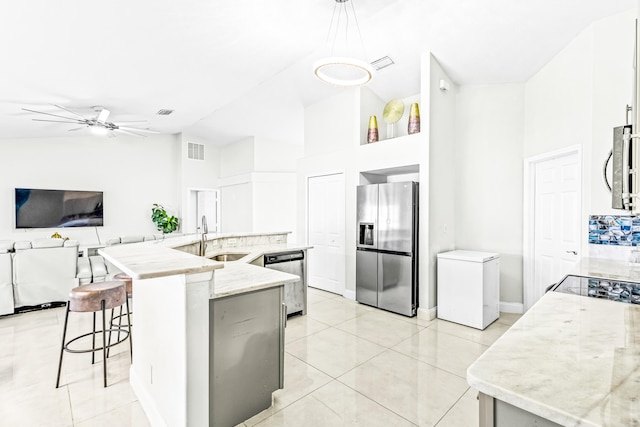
393,327 -> 488,378
66,351 -> 136,423
307,287 -> 342,300
336,309 -> 425,348
254,380 -> 416,427
286,328 -> 385,378
0,380 -> 74,427
435,387 -> 479,427
284,315 -> 330,344
74,400 -> 151,427
497,312 -> 522,326
244,353 -> 333,426
430,318 -> 512,346
306,298 -> 370,326
338,349 -> 469,427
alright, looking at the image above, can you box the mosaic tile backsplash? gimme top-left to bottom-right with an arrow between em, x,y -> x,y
589,215 -> 640,246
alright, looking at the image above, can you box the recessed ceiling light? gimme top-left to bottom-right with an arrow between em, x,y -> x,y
156,109 -> 174,116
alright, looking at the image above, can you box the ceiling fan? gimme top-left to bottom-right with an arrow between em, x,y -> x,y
21,104 -> 159,137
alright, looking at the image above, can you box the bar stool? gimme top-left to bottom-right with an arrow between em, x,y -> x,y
56,280 -> 132,388
108,273 -> 133,357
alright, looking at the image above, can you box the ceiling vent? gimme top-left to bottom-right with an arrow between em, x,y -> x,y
188,142 -> 205,161
370,56 -> 395,71
156,109 -> 174,116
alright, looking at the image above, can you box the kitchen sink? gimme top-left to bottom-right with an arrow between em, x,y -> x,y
210,252 -> 249,262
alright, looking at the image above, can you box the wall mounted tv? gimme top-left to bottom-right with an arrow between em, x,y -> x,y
15,188 -> 104,229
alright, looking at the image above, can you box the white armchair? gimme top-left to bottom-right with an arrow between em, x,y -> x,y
12,238 -> 80,308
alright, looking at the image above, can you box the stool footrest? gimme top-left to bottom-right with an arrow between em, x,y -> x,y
63,329 -> 131,354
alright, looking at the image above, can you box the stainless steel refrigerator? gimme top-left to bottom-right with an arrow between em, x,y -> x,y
356,181 -> 418,317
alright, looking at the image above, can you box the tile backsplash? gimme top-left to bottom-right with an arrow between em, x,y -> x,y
589,215 -> 640,246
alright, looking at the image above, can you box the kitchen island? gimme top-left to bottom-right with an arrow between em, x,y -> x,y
467,290 -> 640,427
100,236 -> 300,427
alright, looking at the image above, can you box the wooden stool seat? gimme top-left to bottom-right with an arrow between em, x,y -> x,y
69,281 -> 127,312
113,273 -> 133,298
56,280 -> 132,388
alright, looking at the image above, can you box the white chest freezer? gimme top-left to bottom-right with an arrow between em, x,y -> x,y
436,250 -> 500,330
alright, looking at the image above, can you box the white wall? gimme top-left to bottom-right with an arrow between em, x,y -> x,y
0,134 -> 182,245
455,84 -> 525,304
218,137 -> 302,237
180,133 -> 221,234
428,56 -> 458,310
524,9 -> 635,262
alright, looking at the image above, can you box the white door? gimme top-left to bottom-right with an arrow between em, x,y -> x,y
307,173 -> 345,295
530,151 -> 581,308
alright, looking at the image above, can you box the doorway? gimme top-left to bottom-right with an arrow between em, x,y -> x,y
524,146 -> 582,311
307,173 -> 345,295
187,189 -> 219,234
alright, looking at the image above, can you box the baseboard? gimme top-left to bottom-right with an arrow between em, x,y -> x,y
417,306 -> 437,321
342,289 -> 356,300
500,301 -> 524,314
130,367 -> 168,427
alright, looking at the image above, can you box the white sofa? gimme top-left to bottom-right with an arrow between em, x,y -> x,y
0,241 -> 14,316
0,238 -> 109,315
13,238 -> 81,308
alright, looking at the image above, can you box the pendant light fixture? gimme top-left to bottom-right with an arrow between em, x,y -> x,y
313,0 -> 374,87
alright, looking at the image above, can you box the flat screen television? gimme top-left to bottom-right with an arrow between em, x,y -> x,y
15,188 -> 104,229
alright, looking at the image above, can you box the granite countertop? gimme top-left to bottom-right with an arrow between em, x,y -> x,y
570,257 -> 640,282
211,262 -> 299,299
99,243 -> 222,280
99,232 -> 310,298
467,291 -> 640,427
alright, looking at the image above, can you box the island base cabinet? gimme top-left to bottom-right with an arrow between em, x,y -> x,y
479,393 -> 562,427
210,286 -> 285,427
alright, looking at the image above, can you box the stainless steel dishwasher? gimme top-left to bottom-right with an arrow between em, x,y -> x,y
264,250 -> 306,316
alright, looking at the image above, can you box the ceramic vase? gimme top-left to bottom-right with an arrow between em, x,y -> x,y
408,103 -> 420,135
367,115 -> 379,143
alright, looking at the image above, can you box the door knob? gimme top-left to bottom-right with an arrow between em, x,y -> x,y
566,250 -> 577,255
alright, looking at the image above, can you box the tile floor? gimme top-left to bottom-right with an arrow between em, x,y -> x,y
0,288 -> 521,426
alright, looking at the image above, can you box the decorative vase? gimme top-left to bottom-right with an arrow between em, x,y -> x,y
367,115 -> 379,143
408,103 -> 420,134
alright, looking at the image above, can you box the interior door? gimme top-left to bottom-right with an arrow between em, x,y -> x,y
307,173 -> 345,295
532,152 -> 581,307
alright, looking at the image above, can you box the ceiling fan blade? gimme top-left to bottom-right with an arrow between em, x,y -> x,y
32,118 -> 83,124
96,108 -> 110,123
115,128 -> 146,137
53,104 -> 87,120
118,126 -> 159,134
68,126 -> 87,131
22,108 -> 80,121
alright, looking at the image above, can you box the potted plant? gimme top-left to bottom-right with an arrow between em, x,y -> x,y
151,204 -> 180,234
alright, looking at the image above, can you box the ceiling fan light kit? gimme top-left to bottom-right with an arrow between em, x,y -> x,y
313,0 -> 374,87
22,104 -> 159,137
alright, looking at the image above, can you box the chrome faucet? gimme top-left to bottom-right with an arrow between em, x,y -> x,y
200,215 -> 208,256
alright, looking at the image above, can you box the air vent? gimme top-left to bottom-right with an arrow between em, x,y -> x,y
188,142 -> 205,161
156,109 -> 174,116
370,56 -> 395,71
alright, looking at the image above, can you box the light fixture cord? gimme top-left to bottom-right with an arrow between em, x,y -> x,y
349,0 -> 369,60
325,0 -> 368,59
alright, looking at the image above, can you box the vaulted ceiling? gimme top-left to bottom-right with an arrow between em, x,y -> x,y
0,0 -> 635,145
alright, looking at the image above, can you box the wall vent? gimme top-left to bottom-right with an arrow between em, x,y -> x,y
371,56 -> 395,71
188,142 -> 205,161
